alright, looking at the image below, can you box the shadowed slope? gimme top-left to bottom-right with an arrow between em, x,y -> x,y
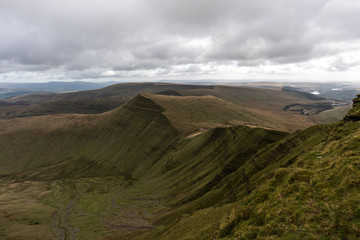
136,126 -> 288,226
0,94 -> 179,177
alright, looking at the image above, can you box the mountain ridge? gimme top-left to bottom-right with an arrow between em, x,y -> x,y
0,83 -> 347,133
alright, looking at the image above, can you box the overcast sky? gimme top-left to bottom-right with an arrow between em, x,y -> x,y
0,0 -> 360,82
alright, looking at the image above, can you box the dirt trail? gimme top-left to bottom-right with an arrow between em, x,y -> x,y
51,195 -> 80,240
186,129 -> 208,138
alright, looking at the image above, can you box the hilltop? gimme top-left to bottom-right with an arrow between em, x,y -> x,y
0,81 -> 116,100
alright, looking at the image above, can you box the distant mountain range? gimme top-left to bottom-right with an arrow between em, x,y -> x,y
0,81 -> 117,99
0,82 -> 349,132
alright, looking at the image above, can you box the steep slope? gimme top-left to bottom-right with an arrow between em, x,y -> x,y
0,94 -> 179,177
138,126 -> 288,224
143,97 -> 360,240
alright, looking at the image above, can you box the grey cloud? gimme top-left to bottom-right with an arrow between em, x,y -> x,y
328,57 -> 360,72
316,0 -> 360,39
0,0 -> 359,79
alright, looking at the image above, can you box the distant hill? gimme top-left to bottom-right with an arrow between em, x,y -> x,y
173,85 -> 344,132
0,81 -> 115,92
319,89 -> 359,102
0,83 -> 213,119
0,82 -> 349,132
0,81 -> 116,99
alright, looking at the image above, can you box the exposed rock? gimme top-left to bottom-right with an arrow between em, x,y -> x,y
344,94 -> 360,121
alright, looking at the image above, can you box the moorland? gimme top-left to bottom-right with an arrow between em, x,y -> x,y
0,82 -> 359,240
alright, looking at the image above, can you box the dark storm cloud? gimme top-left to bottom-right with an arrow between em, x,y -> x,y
0,0 -> 359,79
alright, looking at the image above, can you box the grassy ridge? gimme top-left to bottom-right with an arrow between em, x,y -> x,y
0,83 -> 347,132
0,83 -> 214,118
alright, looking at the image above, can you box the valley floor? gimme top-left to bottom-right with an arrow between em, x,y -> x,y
0,177 -> 165,240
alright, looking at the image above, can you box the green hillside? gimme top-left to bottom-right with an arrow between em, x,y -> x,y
0,94 -> 179,177
0,93 -> 360,239
152,120 -> 360,239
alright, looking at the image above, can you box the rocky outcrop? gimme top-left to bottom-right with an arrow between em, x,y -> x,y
344,94 -> 360,121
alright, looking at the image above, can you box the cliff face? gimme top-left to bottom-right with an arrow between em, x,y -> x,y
344,94 -> 360,121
